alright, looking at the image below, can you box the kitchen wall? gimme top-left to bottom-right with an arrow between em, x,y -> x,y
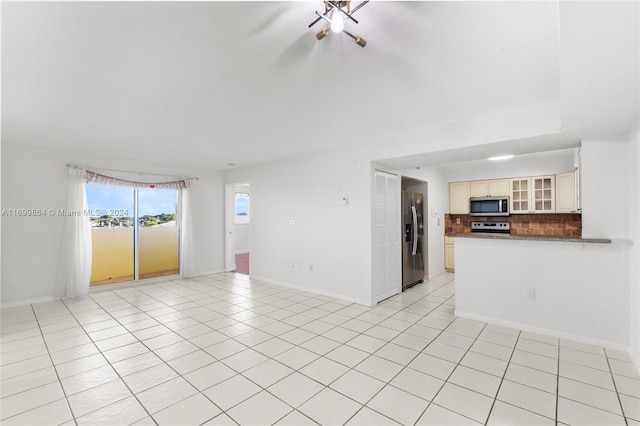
446,213 -> 582,237
1,142 -> 225,307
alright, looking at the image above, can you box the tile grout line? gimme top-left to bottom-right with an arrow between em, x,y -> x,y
5,303 -> 79,425
339,283 -> 459,425
411,311 -> 491,426
8,272 -> 631,426
603,348 -> 630,425
555,338 -> 560,426
82,274 -> 372,425
2,273 -> 452,426
248,276 -> 457,424
483,329 -> 523,426
63,292 -> 162,425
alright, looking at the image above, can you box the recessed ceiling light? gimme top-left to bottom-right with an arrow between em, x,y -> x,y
488,155 -> 514,161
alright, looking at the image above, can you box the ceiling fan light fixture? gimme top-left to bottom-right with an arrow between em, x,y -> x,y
309,1 -> 368,47
330,10 -> 344,33
316,28 -> 329,40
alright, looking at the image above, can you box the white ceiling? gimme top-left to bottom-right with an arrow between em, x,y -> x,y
2,1 -> 638,170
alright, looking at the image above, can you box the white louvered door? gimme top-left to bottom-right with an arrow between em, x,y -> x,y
374,171 -> 400,303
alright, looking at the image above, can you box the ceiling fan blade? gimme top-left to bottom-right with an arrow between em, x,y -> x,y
314,11 -> 332,25
350,1 -> 369,15
308,4 -> 332,28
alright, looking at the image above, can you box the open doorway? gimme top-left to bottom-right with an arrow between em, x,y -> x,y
225,182 -> 251,275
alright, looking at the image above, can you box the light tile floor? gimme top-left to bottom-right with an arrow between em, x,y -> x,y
1,272 -> 639,425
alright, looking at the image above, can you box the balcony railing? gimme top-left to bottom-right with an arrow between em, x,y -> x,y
90,226 -> 179,286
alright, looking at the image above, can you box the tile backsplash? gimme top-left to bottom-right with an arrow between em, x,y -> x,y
445,213 -> 582,237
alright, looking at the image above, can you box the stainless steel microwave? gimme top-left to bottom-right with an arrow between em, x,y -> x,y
469,196 -> 510,216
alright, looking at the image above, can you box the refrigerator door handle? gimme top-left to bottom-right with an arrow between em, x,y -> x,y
411,205 -> 418,256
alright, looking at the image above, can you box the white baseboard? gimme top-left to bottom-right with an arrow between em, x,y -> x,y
250,275 -> 373,307
1,295 -> 59,309
188,269 -> 225,278
455,310 -> 631,354
235,250 -> 249,255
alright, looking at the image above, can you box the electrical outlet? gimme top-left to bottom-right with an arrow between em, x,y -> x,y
526,288 -> 536,300
309,264 -> 313,272
456,218 -> 461,224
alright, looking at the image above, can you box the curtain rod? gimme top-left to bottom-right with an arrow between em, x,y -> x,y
66,164 -> 198,181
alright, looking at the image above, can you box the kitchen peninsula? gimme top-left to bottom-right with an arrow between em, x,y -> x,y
453,234 -> 628,350
444,170 -> 629,351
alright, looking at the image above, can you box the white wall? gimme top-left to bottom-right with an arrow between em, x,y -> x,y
1,142 -> 225,306
235,224 -> 250,254
629,125 -> 640,369
581,139 -> 631,240
397,166 -> 448,279
222,101 -> 564,305
225,149 -> 373,305
455,237 -> 630,350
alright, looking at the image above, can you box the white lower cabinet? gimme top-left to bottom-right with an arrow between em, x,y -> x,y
445,236 -> 455,272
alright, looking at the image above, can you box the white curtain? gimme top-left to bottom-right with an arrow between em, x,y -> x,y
55,167 -> 92,298
181,178 -> 198,278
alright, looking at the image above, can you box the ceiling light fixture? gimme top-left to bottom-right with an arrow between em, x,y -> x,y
488,155 -> 514,161
309,1 -> 369,48
330,9 -> 345,33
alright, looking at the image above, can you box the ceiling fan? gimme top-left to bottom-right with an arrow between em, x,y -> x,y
309,1 -> 369,48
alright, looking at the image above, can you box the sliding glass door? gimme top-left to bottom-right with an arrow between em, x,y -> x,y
87,184 -> 179,286
138,188 -> 179,280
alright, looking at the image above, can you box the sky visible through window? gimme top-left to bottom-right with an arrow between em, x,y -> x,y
86,184 -> 177,217
236,193 -> 249,223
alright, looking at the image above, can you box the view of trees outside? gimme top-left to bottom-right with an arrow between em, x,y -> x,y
90,214 -> 176,228
86,184 -> 178,227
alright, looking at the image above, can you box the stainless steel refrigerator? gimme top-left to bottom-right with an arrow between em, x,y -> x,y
402,191 -> 425,290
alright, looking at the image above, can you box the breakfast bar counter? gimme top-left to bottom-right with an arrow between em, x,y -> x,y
446,232 -> 611,244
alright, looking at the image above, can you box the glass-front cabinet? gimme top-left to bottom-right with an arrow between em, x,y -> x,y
532,176 -> 555,213
510,178 -> 530,213
510,176 -> 555,214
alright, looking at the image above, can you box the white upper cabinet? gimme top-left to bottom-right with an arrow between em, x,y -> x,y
510,177 -> 530,213
489,179 -> 510,196
469,179 -> 510,198
448,182 -> 470,214
532,175 -> 555,213
469,180 -> 490,197
555,170 -> 578,213
510,175 -> 555,214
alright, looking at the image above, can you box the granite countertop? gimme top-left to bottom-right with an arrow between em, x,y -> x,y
446,232 -> 612,244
